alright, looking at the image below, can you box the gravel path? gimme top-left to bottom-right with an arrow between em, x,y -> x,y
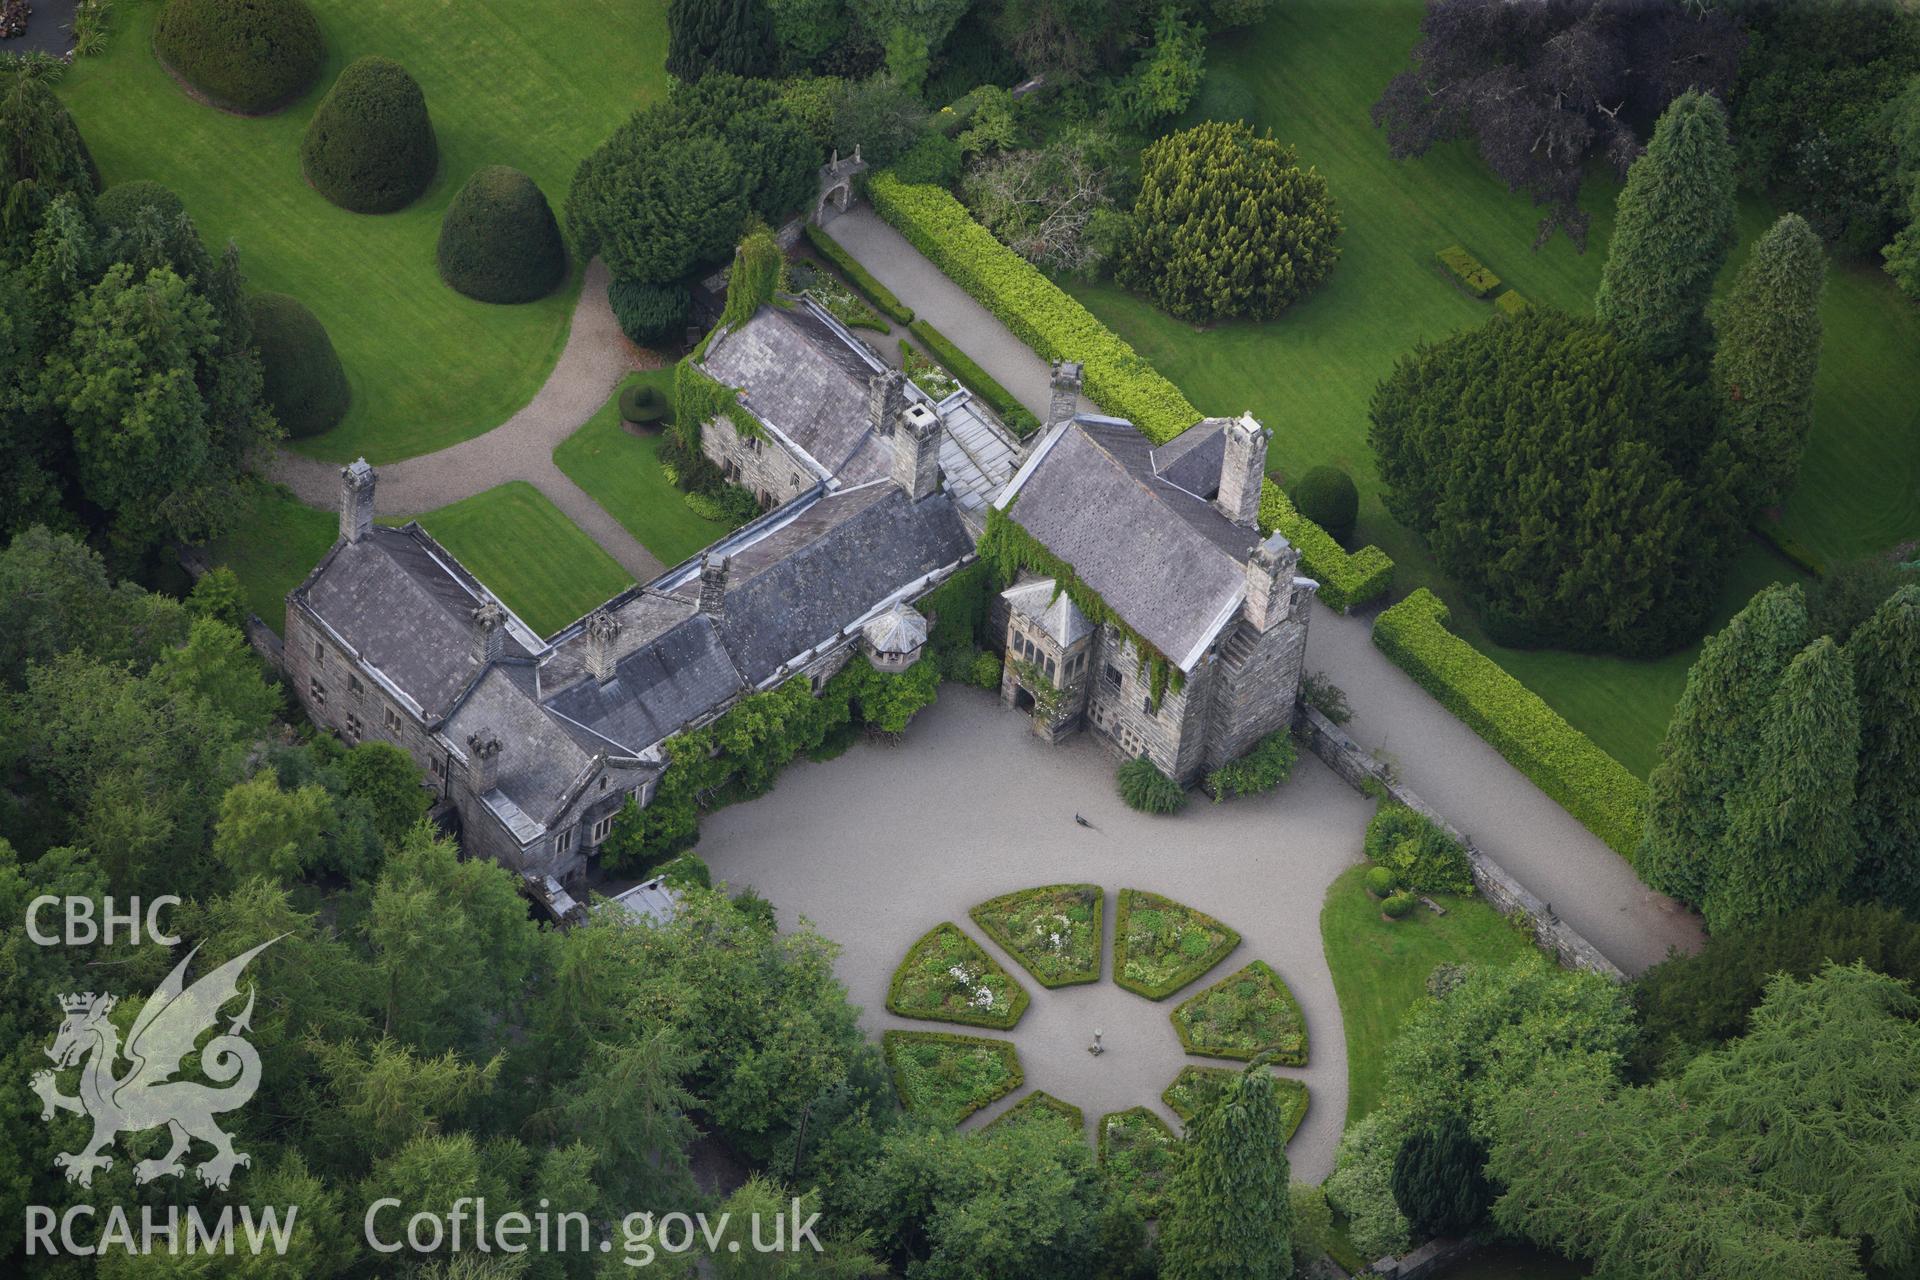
271,259 -> 667,582
697,687 -> 1371,1183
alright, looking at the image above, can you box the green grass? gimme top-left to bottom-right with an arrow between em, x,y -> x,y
1068,0 -> 1918,776
1319,864 -> 1535,1123
1168,959 -> 1309,1066
553,370 -> 735,567
59,0 -> 668,464
968,883 -> 1104,988
885,922 -> 1031,1030
205,486 -> 338,627
410,482 -> 632,637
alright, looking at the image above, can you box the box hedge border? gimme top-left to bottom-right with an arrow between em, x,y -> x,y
1258,481 -> 1393,613
986,1089 -> 1085,1133
1162,1066 -> 1308,1140
1373,589 -> 1648,859
909,318 -> 1042,436
1112,887 -> 1241,1000
885,922 -> 1031,1030
882,1029 -> 1024,1124
802,222 -> 914,324
968,883 -> 1104,989
1168,959 -> 1309,1066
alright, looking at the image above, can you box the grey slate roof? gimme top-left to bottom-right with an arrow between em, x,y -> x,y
998,417 -> 1261,671
445,663 -> 592,830
542,612 -> 746,755
1002,578 -> 1094,647
863,602 -> 929,655
296,525 -> 532,719
936,392 -> 1021,519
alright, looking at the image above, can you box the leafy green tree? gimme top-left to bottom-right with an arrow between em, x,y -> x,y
1846,585 -> 1920,914
849,0 -> 971,52
712,1175 -> 883,1277
333,739 -> 430,849
1710,637 -> 1860,932
212,769 -> 332,883
555,1031 -> 700,1212
1370,308 -> 1739,655
1885,73 -> 1920,299
1119,121 -> 1341,322
882,25 -> 930,98
1713,214 -> 1827,512
766,0 -> 849,73
0,525 -> 188,686
1809,552 -> 1918,643
151,616 -> 281,737
1595,89 -> 1736,361
1109,6 -> 1206,130
1160,1062 -> 1295,1280
1640,584 -> 1809,903
0,55 -> 100,255
1390,1113 -> 1493,1238
667,0 -> 776,82
187,565 -> 247,629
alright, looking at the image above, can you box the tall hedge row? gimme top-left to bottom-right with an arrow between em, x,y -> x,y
871,169 -> 1393,611
1373,589 -> 1647,859
154,0 -> 325,115
300,56 -> 437,214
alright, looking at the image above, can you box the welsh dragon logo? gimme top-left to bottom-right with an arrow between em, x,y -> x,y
31,938 -> 279,1190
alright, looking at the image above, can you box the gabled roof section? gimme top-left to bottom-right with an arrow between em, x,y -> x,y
541,612 -> 747,756
444,664 -> 594,829
995,417 -> 1260,671
294,524 -> 534,720
1002,578 -> 1094,648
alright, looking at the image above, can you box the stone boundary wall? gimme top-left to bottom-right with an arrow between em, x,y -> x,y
1294,703 -> 1626,982
176,544 -> 286,672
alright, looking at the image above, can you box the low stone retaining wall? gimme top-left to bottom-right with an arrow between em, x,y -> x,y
1294,703 -> 1626,982
1362,1236 -> 1478,1278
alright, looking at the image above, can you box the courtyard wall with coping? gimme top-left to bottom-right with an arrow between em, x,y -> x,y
1293,703 -> 1626,982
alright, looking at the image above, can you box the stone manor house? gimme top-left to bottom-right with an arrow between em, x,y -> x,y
288,300 -> 1314,917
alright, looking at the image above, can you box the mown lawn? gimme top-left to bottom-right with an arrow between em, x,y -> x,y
1319,864 -> 1535,1123
412,483 -> 632,637
1070,0 -> 1917,776
205,486 -> 338,626
58,0 -> 667,464
552,371 -> 735,567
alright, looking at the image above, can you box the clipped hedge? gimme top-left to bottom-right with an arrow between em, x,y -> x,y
300,55 -> 437,214
1494,289 -> 1530,317
154,0 -> 324,115
1259,481 -> 1393,612
986,1090 -> 1084,1133
1364,803 -> 1474,895
803,221 -> 914,323
1291,464 -> 1358,542
882,1029 -> 1023,1126
1437,244 -> 1500,298
1169,959 -> 1309,1065
909,319 -> 1041,436
436,165 -> 566,304
246,291 -> 349,438
96,180 -> 186,232
1373,589 -> 1648,859
611,279 -> 692,349
871,171 -> 1198,443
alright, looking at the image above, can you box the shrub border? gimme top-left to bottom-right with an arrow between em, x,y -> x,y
1373,589 -> 1648,859
986,1089 -> 1085,1133
1167,959 -> 1309,1066
885,922 -> 1032,1030
1112,888 -> 1241,1000
909,318 -> 1042,436
881,1029 -> 1023,1124
967,883 -> 1104,989
1096,1105 -> 1180,1212
803,222 -> 914,324
1161,1066 -> 1308,1140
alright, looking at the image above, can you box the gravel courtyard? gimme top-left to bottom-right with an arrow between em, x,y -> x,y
698,686 -> 1372,1182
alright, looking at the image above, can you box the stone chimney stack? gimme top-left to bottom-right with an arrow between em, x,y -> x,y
465,728 -> 503,794
472,599 -> 506,666
1048,360 -> 1083,429
340,458 -> 375,544
1244,531 -> 1305,633
585,609 -> 621,684
867,369 -> 907,437
893,402 -> 942,500
698,554 -> 731,619
1215,413 -> 1270,529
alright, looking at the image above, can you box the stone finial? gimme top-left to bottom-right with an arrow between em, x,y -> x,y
585,609 -> 622,684
867,368 -> 907,436
1244,530 -> 1302,633
472,599 -> 507,666
893,402 -> 942,501
465,728 -> 503,794
339,458 -> 376,545
1047,361 -> 1083,429
1215,412 -> 1270,529
698,554 -> 731,619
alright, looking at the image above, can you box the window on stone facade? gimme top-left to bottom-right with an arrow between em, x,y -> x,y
1103,664 -> 1122,692
384,707 -> 402,734
1142,697 -> 1155,717
1044,656 -> 1055,679
557,829 -> 572,855
430,755 -> 442,777
343,712 -> 362,744
791,473 -> 801,488
309,677 -> 327,706
349,673 -> 363,698
313,640 -> 325,663
591,814 -> 615,844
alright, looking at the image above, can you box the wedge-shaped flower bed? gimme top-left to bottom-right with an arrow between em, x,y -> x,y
986,1090 -> 1084,1135
969,884 -> 1103,988
1162,1065 -> 1308,1141
887,923 -> 1030,1029
883,1030 -> 1023,1126
1170,960 -> 1308,1065
1113,889 -> 1240,999
1098,1106 -> 1181,1215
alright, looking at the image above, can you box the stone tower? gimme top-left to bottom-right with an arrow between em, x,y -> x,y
893,402 -> 942,500
340,458 -> 375,545
1048,361 -> 1083,429
1215,414 -> 1270,529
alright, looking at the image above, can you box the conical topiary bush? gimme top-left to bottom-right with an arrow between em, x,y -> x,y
154,0 -> 325,115
435,165 -> 567,304
246,291 -> 350,438
300,55 -> 437,214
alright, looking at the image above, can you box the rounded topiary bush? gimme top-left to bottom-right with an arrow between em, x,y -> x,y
1365,866 -> 1397,899
1118,755 -> 1187,815
620,382 -> 666,424
154,0 -> 324,115
246,291 -> 350,438
609,279 -> 692,348
1292,464 -> 1359,542
300,56 -> 437,214
1381,890 -> 1416,921
436,165 -> 566,304
96,180 -> 187,232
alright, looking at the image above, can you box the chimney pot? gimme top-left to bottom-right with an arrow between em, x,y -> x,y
585,609 -> 621,684
339,458 -> 376,545
465,728 -> 502,794
1214,413 -> 1270,529
472,599 -> 507,665
699,554 -> 731,618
